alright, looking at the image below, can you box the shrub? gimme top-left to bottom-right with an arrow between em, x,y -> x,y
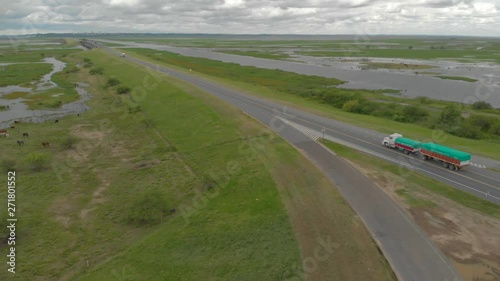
342,99 -> 375,115
65,67 -> 79,74
26,152 -> 49,172
466,115 -> 495,132
116,86 -> 131,94
83,57 -> 92,63
471,101 -> 492,110
48,100 -> 63,108
141,118 -> 154,128
452,125 -> 482,139
402,105 -> 429,123
342,100 -> 360,112
491,123 -> 500,137
126,190 -> 170,225
2,159 -> 16,172
416,96 -> 431,104
372,106 -> 398,119
61,136 -> 78,149
317,91 -> 360,108
89,67 -> 103,75
440,104 -> 462,127
128,105 -> 142,113
106,77 -> 120,87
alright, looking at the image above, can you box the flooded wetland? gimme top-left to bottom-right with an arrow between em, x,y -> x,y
0,40 -> 90,127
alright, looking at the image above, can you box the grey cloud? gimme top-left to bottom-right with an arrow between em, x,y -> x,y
421,0 -> 463,8
0,0 -> 499,35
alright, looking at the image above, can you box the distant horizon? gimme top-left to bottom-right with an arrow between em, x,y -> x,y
2,0 -> 499,37
2,32 -> 500,39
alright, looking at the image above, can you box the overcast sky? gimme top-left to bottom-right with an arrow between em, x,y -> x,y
1,0 -> 499,36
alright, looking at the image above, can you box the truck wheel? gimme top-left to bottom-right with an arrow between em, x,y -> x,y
443,162 -> 449,168
449,164 -> 456,171
404,150 -> 410,155
421,154 -> 428,160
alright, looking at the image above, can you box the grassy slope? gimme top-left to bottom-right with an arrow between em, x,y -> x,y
119,48 -> 500,160
0,48 -> 395,281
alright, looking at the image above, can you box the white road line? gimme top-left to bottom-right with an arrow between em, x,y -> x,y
279,117 -> 320,141
470,162 -> 486,168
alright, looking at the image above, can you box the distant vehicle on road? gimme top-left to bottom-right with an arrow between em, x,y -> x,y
383,133 -> 471,170
120,53 -> 126,58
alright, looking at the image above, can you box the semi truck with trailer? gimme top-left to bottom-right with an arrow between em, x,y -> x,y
382,133 -> 422,154
382,133 -> 472,171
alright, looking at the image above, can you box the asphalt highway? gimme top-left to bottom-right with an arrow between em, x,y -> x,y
97,45 -> 471,281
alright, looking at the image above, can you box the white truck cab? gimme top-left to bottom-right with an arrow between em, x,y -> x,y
382,133 -> 403,148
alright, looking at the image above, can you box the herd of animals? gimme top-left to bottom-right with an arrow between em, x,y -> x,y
0,119 -> 60,148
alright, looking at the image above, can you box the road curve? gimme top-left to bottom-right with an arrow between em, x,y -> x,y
100,46 -> 465,281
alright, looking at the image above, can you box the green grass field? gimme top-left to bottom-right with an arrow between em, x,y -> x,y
0,48 -> 396,281
435,75 -> 478,82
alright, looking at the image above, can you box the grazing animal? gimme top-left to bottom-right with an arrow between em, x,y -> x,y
42,141 -> 50,148
14,120 -> 20,124
10,126 -> 15,129
17,140 -> 24,146
55,119 -> 59,123
22,132 -> 29,138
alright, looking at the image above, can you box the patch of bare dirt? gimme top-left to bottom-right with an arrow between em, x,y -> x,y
349,161 -> 500,281
50,197 -> 74,229
79,173 -> 111,220
67,124 -> 119,221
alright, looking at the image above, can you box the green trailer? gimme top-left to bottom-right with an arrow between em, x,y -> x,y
394,137 -> 422,154
420,142 -> 471,170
